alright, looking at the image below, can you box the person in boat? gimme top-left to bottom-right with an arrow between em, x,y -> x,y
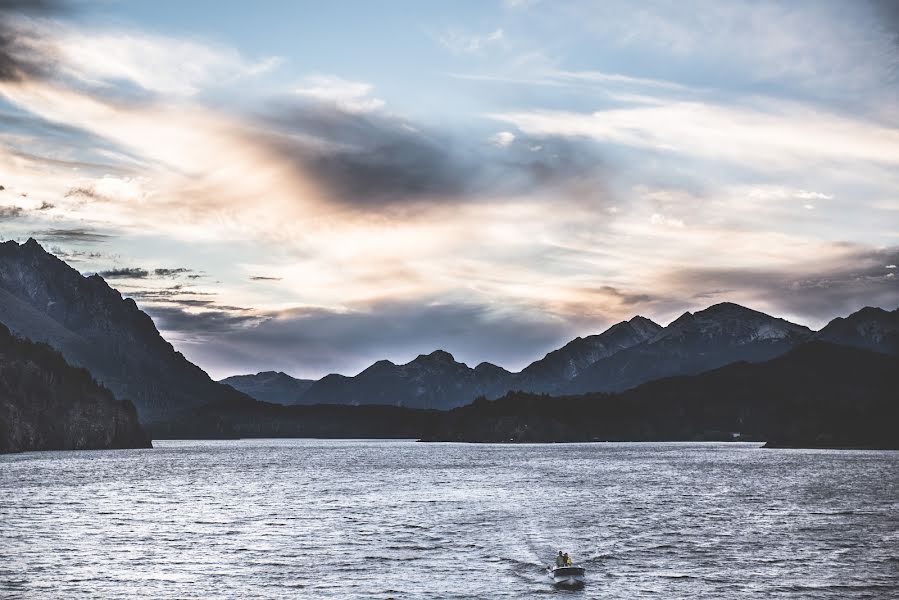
563,552 -> 572,566
555,551 -> 565,567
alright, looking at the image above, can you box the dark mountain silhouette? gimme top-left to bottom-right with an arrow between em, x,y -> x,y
299,349 -> 515,409
0,239 -> 255,422
225,316 -> 662,408
0,321 -> 150,453
512,315 -> 662,393
814,306 -> 899,356
155,342 -> 898,449
422,342 -> 899,448
566,302 -> 812,394
213,305 -> 895,409
221,371 -> 315,405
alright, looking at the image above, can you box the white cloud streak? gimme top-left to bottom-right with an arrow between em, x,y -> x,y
490,99 -> 899,170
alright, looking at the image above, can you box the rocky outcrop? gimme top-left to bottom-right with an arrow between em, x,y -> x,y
0,322 -> 151,453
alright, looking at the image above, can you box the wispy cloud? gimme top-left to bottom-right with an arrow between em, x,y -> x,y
294,75 -> 384,113
35,228 -> 113,243
489,98 -> 899,170
97,266 -> 197,280
0,206 -> 24,219
437,27 -> 505,55
664,244 -> 899,325
98,266 -> 149,279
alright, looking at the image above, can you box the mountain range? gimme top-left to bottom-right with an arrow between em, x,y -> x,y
225,316 -> 664,408
565,302 -> 813,393
421,342 -> 899,448
225,303 -> 898,409
1,238 -> 896,441
156,342 -> 899,449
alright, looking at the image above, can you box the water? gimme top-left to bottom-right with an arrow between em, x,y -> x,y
1,440 -> 897,599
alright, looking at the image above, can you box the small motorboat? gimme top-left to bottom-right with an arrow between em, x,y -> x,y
546,564 -> 586,587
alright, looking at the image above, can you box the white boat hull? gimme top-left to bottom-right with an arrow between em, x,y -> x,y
547,566 -> 586,586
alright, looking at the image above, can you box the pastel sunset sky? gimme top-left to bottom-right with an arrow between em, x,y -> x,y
1,0 -> 897,378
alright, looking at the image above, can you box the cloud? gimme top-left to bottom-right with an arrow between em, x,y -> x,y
153,267 -> 193,278
563,0 -> 899,104
294,75 -> 384,113
250,275 -> 282,281
437,28 -> 504,55
145,305 -> 264,337
0,205 -> 23,219
97,266 -> 197,279
47,246 -> 103,262
35,228 -> 112,243
257,101 -> 480,207
490,98 -> 899,171
98,267 -> 149,279
126,286 -> 214,301
45,23 -> 280,97
0,0 -> 65,82
664,245 -> 899,325
254,100 -> 611,210
649,213 -> 685,228
489,131 -> 516,147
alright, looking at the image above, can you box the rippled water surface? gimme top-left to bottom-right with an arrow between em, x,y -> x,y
2,440 -> 898,598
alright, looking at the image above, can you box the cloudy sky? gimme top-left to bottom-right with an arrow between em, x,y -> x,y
1,0 -> 897,379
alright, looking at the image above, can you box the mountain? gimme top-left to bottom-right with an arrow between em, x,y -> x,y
422,342 -> 899,448
221,371 -> 315,405
0,321 -> 150,453
298,349 -> 515,409
0,239 -> 254,422
814,306 -> 899,356
157,342 -> 899,449
513,316 -> 662,392
566,302 -> 812,394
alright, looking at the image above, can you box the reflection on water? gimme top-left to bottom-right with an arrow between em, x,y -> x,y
1,440 -> 897,598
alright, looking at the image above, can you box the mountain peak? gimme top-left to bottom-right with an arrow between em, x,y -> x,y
667,311 -> 695,327
416,349 -> 455,363
699,301 -> 757,316
474,361 -> 509,375
815,305 -> 899,356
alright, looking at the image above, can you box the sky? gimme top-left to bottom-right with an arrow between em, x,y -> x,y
0,0 -> 897,379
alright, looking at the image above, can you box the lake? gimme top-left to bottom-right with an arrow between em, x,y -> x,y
2,440 -> 897,598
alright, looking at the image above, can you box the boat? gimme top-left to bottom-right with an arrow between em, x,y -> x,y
546,565 -> 586,587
